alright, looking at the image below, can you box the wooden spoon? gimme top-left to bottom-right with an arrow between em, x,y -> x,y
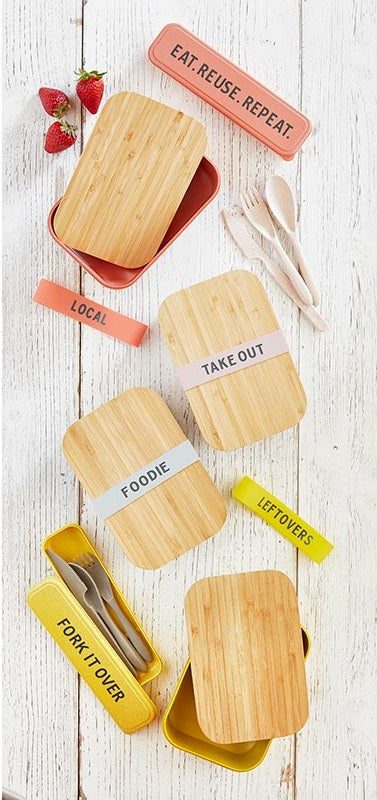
266,175 -> 320,306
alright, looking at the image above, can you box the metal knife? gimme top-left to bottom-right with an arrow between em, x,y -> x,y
46,549 -> 138,677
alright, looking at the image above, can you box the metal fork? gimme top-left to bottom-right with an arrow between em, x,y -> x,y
76,551 -> 153,662
241,186 -> 313,306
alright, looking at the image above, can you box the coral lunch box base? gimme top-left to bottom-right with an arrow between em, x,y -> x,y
48,157 -> 220,290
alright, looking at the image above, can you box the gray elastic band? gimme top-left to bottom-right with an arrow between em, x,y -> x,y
91,440 -> 199,519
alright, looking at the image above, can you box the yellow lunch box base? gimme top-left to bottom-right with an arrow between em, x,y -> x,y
162,628 -> 310,772
27,523 -> 162,734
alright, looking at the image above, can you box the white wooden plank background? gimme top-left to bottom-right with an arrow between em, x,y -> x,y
3,0 -> 377,798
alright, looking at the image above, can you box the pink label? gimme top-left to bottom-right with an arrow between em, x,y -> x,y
149,24 -> 312,159
177,330 -> 289,390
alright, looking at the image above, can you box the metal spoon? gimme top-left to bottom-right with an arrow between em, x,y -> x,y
265,175 -> 320,306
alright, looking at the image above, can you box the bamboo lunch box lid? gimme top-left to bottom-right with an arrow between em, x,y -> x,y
184,571 -> 309,743
159,270 -> 306,450
62,388 -> 226,569
54,92 -> 207,268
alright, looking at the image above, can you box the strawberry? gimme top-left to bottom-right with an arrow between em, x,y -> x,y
38,87 -> 70,118
44,120 -> 77,153
75,68 -> 106,114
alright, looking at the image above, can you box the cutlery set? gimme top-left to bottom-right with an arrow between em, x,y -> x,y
242,185 -> 313,305
224,176 -> 327,331
47,549 -> 152,675
76,552 -> 152,662
28,524 -> 162,734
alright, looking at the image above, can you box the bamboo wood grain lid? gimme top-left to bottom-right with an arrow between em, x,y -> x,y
184,571 -> 309,743
54,92 -> 207,268
159,270 -> 306,450
62,389 -> 226,569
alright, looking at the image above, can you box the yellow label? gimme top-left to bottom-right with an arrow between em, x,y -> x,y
232,476 -> 333,564
27,578 -> 156,733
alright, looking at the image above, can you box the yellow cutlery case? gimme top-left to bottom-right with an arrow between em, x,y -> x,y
27,523 -> 162,734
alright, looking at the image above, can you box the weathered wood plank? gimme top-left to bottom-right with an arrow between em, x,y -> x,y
2,3 -> 82,799
296,0 -> 377,798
